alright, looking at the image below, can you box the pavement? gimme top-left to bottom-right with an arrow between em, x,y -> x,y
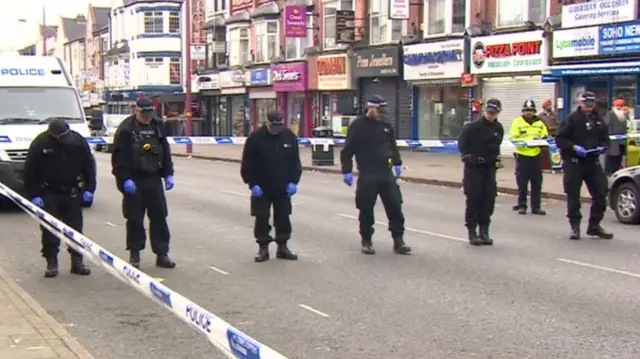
0,153 -> 639,358
170,145 -> 594,199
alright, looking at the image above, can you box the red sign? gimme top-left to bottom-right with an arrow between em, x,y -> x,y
484,41 -> 542,59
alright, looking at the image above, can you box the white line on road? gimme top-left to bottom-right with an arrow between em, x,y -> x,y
221,189 -> 248,197
209,266 -> 230,275
336,213 -> 466,242
298,304 -> 330,318
106,222 -> 117,227
557,258 -> 640,279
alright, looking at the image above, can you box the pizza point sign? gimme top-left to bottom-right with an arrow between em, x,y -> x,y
470,30 -> 545,74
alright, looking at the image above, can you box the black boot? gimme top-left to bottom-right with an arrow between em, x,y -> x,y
129,251 -> 141,269
156,254 -> 176,268
70,254 -> 91,275
392,237 -> 411,254
518,207 -> 527,215
586,225 -> 614,240
468,228 -> 483,246
569,225 -> 581,240
44,257 -> 58,278
360,238 -> 375,255
254,244 -> 270,262
478,226 -> 493,245
276,243 -> 298,260
532,208 -> 546,215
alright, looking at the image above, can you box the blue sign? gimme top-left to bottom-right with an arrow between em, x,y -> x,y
599,21 -> 640,55
250,68 -> 270,86
551,65 -> 640,77
403,50 -> 462,66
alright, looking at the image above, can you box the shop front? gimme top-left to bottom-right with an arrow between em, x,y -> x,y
470,30 -> 555,132
352,45 -> 411,138
403,39 -> 467,140
272,62 -> 309,136
549,21 -> 640,120
219,69 -> 250,137
247,67 -> 276,130
195,73 -> 222,136
316,53 -> 357,136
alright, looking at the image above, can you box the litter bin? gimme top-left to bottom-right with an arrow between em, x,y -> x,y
311,126 -> 335,166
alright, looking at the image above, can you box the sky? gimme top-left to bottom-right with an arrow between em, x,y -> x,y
0,0 -> 111,51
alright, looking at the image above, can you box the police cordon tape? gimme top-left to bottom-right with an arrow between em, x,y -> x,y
0,182 -> 289,359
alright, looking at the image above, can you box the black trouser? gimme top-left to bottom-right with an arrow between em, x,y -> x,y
251,195 -> 292,245
605,144 -> 626,175
515,153 -> 543,210
463,163 -> 497,230
355,173 -> 405,240
40,192 -> 83,259
122,176 -> 170,254
562,158 -> 608,228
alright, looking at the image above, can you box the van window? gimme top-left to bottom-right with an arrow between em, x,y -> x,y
0,87 -> 83,124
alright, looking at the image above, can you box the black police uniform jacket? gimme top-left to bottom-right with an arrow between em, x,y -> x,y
24,131 -> 97,198
240,125 -> 302,197
111,116 -> 174,192
340,115 -> 402,177
555,108 -> 609,161
457,116 -> 504,165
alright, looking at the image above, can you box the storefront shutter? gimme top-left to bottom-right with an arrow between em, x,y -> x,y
481,76 -> 555,153
358,77 -> 412,139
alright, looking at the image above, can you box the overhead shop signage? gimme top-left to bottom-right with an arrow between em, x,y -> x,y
249,68 -> 271,86
352,46 -> 400,78
316,54 -> 351,90
599,21 -> 640,55
561,0 -> 637,29
403,39 -> 464,81
552,27 -> 600,58
470,31 -> 543,74
219,70 -> 245,88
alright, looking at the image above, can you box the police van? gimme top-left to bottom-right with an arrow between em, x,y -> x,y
0,55 -> 94,207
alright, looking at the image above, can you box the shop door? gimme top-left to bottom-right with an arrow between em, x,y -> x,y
569,81 -> 609,118
359,78 -> 412,138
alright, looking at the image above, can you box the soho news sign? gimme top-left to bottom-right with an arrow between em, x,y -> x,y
561,0 -> 637,29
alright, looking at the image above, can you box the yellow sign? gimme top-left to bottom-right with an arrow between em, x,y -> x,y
317,54 -> 351,91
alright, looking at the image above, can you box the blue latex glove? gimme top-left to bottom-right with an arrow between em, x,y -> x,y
82,191 -> 93,204
165,175 -> 175,191
343,173 -> 353,186
251,185 -> 263,197
31,197 -> 44,208
393,165 -> 402,178
286,183 -> 297,197
123,179 -> 136,194
573,145 -> 587,157
596,146 -> 607,154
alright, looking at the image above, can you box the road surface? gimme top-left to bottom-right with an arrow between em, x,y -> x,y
0,153 -> 639,359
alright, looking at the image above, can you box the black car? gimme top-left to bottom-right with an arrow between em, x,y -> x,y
608,165 -> 640,224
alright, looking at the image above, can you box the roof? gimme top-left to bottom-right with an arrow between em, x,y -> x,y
61,16 -> 87,43
40,25 -> 58,39
92,7 -> 111,32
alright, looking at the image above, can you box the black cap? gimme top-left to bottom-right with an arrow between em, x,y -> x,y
48,119 -> 73,144
266,111 -> 285,134
366,95 -> 387,108
486,98 -> 502,113
579,91 -> 596,102
522,99 -> 536,111
136,98 -> 155,117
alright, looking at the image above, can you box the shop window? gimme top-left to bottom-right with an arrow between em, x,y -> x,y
255,21 -> 279,63
231,96 -> 247,136
369,0 -> 404,45
254,99 -> 277,130
169,58 -> 181,85
613,76 -> 637,119
228,26 -> 250,66
286,14 -> 314,60
169,12 -> 180,33
424,0 -> 468,37
144,57 -> 163,85
144,11 -> 164,33
418,86 -> 468,140
323,0 -> 354,49
496,0 -> 548,28
287,93 -> 306,136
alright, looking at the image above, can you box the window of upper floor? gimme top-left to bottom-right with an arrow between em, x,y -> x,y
255,20 -> 280,63
285,13 -> 314,60
144,11 -> 164,33
323,0 -> 354,50
214,0 -> 227,12
169,58 -> 181,85
169,12 -> 181,33
369,0 -> 405,45
228,25 -> 250,66
424,0 -> 469,37
497,0 -> 549,28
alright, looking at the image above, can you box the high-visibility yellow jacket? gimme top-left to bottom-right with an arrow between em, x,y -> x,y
509,116 -> 549,157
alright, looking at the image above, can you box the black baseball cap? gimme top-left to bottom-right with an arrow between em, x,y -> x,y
486,98 -> 502,113
266,111 -> 285,134
136,98 -> 155,118
48,119 -> 73,144
579,91 -> 596,103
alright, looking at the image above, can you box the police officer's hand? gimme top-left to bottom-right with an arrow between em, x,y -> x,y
573,145 -> 587,157
82,191 -> 93,205
596,146 -> 608,154
393,165 -> 402,178
343,173 -> 353,186
123,179 -> 136,194
251,185 -> 263,198
31,197 -> 44,208
286,183 -> 297,197
164,175 -> 175,191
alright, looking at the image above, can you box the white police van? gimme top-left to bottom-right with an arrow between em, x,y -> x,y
0,55 -> 94,207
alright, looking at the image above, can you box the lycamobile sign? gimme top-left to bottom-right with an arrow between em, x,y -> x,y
555,35 -> 596,50
552,27 -> 600,58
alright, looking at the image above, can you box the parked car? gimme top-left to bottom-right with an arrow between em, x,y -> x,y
608,165 -> 640,224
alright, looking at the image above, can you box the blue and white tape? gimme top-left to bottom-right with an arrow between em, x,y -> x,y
0,183 -> 289,359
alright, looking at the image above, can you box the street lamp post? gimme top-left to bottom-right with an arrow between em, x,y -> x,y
184,0 -> 193,154
18,4 -> 48,56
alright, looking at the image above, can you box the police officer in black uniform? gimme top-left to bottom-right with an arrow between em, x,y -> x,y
240,111 -> 301,262
340,95 -> 411,255
111,98 -> 176,268
555,91 -> 613,240
24,119 -> 96,278
458,99 -> 504,246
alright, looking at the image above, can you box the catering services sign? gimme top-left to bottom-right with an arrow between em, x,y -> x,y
552,26 -> 600,58
471,31 -> 544,74
403,40 -> 464,81
561,0 -> 637,29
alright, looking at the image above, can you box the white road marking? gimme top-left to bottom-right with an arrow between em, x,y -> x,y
27,347 -> 44,351
221,189 -> 247,197
209,266 -> 230,275
298,304 -> 330,318
557,258 -> 640,279
336,213 -> 467,242
106,222 -> 117,227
